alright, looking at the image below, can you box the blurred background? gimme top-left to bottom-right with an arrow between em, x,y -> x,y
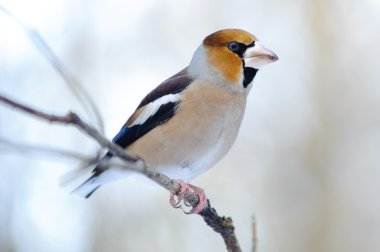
1,0 -> 380,251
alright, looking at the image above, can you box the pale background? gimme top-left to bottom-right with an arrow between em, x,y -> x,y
1,0 -> 380,251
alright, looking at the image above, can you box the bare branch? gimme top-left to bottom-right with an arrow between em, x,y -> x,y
199,203 -> 242,252
0,93 -> 242,251
0,93 -> 178,192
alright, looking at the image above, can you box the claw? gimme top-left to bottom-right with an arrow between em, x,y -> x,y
184,200 -> 193,207
169,180 -> 208,214
169,180 -> 189,207
187,184 -> 208,214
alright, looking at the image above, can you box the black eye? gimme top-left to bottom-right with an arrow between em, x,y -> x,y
228,41 -> 240,53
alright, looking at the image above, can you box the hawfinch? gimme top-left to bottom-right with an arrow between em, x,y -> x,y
73,29 -> 278,213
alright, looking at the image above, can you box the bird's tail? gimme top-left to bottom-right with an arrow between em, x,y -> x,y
71,175 -> 101,199
71,158 -> 132,198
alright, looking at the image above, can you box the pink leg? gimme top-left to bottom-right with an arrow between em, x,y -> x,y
169,180 -> 208,214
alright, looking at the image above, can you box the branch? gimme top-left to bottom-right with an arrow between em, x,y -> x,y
0,93 -> 175,191
0,93 -> 242,251
200,203 -> 242,252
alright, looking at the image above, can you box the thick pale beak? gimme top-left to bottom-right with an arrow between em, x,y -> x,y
243,41 -> 279,69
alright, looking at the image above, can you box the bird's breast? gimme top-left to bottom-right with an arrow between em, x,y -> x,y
127,80 -> 247,181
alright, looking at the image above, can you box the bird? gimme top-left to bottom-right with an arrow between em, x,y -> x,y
72,29 -> 278,213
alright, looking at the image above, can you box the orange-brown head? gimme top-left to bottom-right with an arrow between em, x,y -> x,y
189,29 -> 278,90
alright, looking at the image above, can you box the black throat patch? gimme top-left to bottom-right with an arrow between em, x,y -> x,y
243,67 -> 258,88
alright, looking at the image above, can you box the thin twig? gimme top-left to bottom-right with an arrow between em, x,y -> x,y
0,136 -> 95,161
252,216 -> 257,252
0,5 -> 104,135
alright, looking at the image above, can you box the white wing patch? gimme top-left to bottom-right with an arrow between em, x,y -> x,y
130,93 -> 181,126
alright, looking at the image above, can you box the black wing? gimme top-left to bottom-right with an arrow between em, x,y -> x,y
111,101 -> 179,150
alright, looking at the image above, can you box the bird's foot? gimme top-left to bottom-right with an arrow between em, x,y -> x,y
169,179 -> 208,214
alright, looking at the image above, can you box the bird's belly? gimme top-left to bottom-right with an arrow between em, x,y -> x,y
130,124 -> 239,182
159,125 -> 238,182
127,113 -> 244,182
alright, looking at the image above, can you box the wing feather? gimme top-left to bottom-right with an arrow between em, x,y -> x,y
94,68 -> 193,171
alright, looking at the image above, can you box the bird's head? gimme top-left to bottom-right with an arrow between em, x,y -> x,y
189,29 -> 278,91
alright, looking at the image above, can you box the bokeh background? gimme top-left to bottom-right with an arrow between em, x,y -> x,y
1,0 -> 380,251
